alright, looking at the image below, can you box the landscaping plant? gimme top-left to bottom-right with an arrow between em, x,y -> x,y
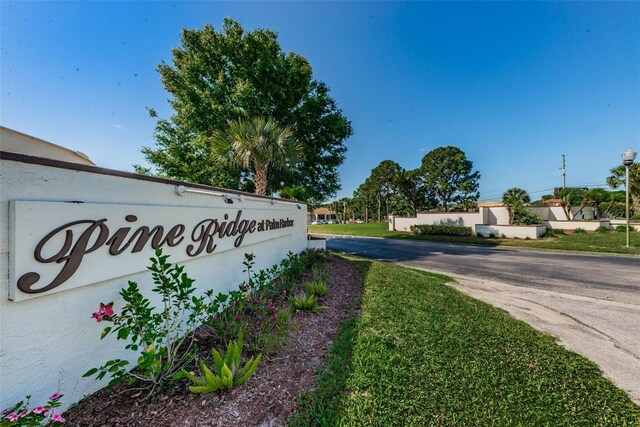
411,224 -> 473,236
303,280 -> 328,297
0,393 -> 65,426
300,249 -> 328,269
84,249 -> 203,393
574,228 -> 587,234
183,332 -> 261,393
312,263 -> 330,282
200,252 -> 300,354
512,207 -> 542,225
291,293 -> 326,312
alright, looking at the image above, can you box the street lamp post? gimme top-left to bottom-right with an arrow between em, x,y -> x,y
622,147 -> 637,247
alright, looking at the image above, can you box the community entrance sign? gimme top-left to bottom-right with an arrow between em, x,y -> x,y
10,201 -> 295,301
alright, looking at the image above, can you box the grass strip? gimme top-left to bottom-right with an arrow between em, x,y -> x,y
308,223 -> 640,255
290,256 -> 640,426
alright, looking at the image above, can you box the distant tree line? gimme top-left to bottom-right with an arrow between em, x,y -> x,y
322,146 -> 481,222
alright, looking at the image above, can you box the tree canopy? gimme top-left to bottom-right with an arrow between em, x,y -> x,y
420,146 -> 480,211
139,19 -> 352,200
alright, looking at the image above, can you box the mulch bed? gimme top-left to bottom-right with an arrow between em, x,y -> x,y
64,256 -> 362,427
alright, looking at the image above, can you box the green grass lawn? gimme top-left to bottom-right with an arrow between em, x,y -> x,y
308,222 -> 640,255
289,257 -> 640,426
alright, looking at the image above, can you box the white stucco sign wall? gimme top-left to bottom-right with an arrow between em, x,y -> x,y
0,153 -> 307,411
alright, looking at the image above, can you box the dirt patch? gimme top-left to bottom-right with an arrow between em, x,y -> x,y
64,256 -> 362,427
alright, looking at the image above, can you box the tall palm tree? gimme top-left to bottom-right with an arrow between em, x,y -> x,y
211,117 -> 303,196
607,163 -> 640,215
502,187 -> 530,224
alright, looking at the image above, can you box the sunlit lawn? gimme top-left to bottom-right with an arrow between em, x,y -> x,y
289,257 -> 640,425
308,222 -> 640,255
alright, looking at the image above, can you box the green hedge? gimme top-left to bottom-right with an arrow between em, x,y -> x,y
411,224 -> 473,236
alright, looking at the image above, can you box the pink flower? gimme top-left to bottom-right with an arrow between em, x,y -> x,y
43,408 -> 52,416
32,406 -> 45,414
91,304 -> 113,322
272,315 -> 277,320
267,306 -> 277,313
235,315 -> 241,321
282,291 -> 287,296
51,413 -> 66,423
6,413 -> 18,422
213,317 -> 219,323
17,411 -> 29,418
49,392 -> 63,401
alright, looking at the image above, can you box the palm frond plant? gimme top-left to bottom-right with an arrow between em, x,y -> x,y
210,117 -> 304,196
502,187 -> 531,224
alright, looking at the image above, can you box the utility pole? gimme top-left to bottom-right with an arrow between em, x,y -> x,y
560,155 -> 566,189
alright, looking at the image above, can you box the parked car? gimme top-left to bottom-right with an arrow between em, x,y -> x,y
327,219 -> 338,224
355,219 -> 364,224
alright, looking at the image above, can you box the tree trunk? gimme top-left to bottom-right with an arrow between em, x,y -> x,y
254,163 -> 268,196
385,197 -> 390,220
365,205 -> 369,222
440,192 -> 448,211
377,196 -> 382,222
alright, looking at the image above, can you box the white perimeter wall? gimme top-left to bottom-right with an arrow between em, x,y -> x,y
476,225 -> 547,239
391,212 -> 484,231
528,206 -> 567,221
0,158 -> 307,411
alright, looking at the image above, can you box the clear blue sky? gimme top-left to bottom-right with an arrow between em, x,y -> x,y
2,1 -> 639,201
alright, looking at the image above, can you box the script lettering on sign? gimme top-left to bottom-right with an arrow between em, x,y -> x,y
10,201 -> 300,301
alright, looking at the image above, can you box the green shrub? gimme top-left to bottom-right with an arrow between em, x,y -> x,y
615,224 -> 635,232
303,280 -> 328,297
291,293 -> 326,312
411,224 -> 473,236
512,208 -> 542,225
84,249 -> 202,391
183,332 -> 261,393
595,226 -> 611,234
300,249 -> 328,268
573,228 -> 587,234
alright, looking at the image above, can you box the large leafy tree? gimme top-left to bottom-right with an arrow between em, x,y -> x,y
607,163 -> 639,214
139,19 -> 352,199
502,187 -> 530,224
365,160 -> 402,221
420,146 -> 480,211
395,168 -> 432,217
352,183 -> 376,222
210,117 -> 303,196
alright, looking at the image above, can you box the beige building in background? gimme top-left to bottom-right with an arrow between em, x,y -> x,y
0,126 -> 95,166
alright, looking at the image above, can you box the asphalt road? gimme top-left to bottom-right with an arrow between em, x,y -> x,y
323,235 -> 640,304
322,235 -> 640,402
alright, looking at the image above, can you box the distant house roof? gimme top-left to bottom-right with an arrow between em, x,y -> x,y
478,201 -> 504,207
1,126 -> 96,166
313,207 -> 336,215
543,198 -> 563,206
